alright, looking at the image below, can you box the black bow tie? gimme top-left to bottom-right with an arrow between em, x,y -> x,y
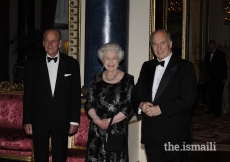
155,60 -> 165,67
47,57 -> 58,63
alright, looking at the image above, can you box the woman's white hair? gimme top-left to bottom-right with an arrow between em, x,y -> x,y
97,42 -> 124,63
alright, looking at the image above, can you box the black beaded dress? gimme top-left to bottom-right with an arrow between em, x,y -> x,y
84,72 -> 134,162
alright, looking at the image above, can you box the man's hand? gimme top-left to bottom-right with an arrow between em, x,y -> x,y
69,124 -> 79,135
139,102 -> 153,114
24,124 -> 33,135
139,102 -> 161,117
145,105 -> 162,116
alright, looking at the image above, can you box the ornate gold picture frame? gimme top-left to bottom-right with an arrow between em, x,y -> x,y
68,0 -> 81,62
150,0 -> 190,60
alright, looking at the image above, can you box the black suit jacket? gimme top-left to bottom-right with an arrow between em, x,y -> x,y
133,55 -> 197,145
23,53 -> 81,134
204,49 -> 227,85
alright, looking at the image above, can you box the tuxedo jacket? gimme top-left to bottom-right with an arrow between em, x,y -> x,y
132,54 -> 197,145
23,53 -> 81,134
204,49 -> 228,86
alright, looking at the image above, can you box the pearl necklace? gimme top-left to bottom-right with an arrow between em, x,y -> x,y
105,69 -> 119,81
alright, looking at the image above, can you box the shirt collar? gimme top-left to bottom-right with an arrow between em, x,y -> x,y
46,53 -> 60,64
157,52 -> 172,68
47,52 -> 59,58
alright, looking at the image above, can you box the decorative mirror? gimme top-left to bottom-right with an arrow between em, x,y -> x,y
150,0 -> 189,60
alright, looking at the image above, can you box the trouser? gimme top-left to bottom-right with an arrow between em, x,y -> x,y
145,129 -> 189,162
208,82 -> 225,116
33,128 -> 68,162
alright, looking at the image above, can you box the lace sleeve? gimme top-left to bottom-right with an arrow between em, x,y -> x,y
84,74 -> 97,112
121,75 -> 134,118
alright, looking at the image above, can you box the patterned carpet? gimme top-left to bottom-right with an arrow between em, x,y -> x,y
192,104 -> 230,152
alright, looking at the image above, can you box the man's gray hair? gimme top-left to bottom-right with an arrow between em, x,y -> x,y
43,29 -> 62,40
150,29 -> 171,45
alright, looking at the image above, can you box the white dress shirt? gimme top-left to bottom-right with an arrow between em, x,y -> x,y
46,53 -> 78,126
210,49 -> 216,62
47,53 -> 59,96
152,53 -> 172,101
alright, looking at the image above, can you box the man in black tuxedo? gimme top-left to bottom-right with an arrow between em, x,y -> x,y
132,29 -> 196,162
204,40 -> 227,117
23,29 -> 81,162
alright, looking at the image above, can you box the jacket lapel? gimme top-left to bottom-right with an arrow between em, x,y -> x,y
54,54 -> 67,96
153,55 -> 178,102
144,60 -> 158,101
39,56 -> 53,97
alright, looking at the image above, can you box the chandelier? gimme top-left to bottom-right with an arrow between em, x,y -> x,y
168,0 -> 182,12
223,0 -> 230,24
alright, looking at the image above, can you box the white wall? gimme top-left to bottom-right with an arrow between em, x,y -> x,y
128,0 -> 149,161
128,0 -> 150,83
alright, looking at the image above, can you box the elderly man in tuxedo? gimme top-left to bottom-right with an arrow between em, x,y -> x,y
23,29 -> 81,162
204,40 -> 228,117
133,29 -> 196,162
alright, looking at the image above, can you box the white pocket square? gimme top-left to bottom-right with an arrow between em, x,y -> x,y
64,74 -> 71,77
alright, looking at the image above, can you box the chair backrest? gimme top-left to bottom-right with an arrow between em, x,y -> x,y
71,109 -> 90,149
0,94 -> 23,129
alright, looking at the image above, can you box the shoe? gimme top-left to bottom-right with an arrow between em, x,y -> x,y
205,110 -> 213,114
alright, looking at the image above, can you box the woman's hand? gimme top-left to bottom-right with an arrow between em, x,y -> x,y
94,118 -> 110,130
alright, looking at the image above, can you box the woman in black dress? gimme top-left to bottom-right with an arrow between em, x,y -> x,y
84,42 -> 134,162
